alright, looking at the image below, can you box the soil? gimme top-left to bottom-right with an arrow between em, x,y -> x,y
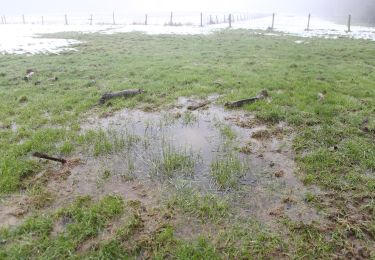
0,95 -> 322,231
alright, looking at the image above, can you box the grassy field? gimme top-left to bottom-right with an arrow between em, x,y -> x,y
0,30 -> 374,259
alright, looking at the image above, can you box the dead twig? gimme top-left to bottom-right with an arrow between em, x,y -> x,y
32,152 -> 67,164
187,101 -> 210,111
225,90 -> 268,108
99,89 -> 144,104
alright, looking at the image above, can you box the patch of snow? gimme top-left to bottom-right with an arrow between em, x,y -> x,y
0,14 -> 374,55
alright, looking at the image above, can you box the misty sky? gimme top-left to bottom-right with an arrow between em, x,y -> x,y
3,0 -> 345,15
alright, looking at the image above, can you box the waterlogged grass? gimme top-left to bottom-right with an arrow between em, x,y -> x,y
168,184 -> 229,222
0,30 -> 374,257
152,145 -> 196,178
78,129 -> 140,156
211,154 -> 245,189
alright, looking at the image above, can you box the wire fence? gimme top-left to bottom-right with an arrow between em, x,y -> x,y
0,12 -> 255,26
0,12 -> 361,33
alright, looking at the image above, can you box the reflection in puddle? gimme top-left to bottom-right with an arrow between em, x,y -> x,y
72,98 -> 321,224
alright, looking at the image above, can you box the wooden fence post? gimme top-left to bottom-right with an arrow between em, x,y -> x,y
271,13 -> 275,29
306,13 -> 311,31
112,12 -> 115,25
170,12 -> 173,25
229,14 -> 232,28
145,14 -> 148,25
200,12 -> 203,27
65,14 -> 68,25
22,14 -> 25,24
347,14 -> 351,32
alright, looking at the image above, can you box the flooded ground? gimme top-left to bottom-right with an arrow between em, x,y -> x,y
0,96 -> 321,229
1,14 -> 374,54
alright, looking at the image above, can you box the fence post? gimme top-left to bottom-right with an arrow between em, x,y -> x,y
347,14 -> 351,32
145,14 -> 148,25
306,13 -> 311,31
200,12 -> 203,27
229,14 -> 232,28
65,14 -> 68,25
170,12 -> 173,25
271,13 -> 275,30
89,14 -> 93,25
112,12 -> 115,25
22,14 -> 25,24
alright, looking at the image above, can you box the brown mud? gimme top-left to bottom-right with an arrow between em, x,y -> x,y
0,95 -> 322,230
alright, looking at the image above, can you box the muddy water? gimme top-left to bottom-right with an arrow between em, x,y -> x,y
70,97 -> 320,224
0,97 -> 322,230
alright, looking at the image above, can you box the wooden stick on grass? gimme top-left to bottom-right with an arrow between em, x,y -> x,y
33,152 -> 67,164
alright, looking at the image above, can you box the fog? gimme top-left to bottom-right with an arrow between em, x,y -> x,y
2,0 -> 375,23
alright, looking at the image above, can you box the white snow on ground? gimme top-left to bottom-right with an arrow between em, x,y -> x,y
0,14 -> 374,55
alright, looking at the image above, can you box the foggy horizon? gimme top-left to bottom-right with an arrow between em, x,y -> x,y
2,0 -> 374,20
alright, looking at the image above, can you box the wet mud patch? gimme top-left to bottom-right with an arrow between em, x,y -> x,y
0,96 -> 321,231
74,96 -> 321,226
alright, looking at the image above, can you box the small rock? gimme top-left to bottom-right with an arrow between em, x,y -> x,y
19,96 -> 28,103
269,162 -> 275,167
9,207 -> 27,217
269,206 -> 283,217
317,92 -> 325,101
275,170 -> 285,178
282,197 -> 295,204
328,146 -> 338,152
48,76 -> 58,82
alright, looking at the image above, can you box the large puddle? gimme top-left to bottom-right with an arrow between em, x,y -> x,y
69,96 -> 320,224
0,96 -> 321,228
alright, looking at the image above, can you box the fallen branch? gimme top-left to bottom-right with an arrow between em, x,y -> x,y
99,89 -> 144,104
187,101 -> 210,111
225,90 -> 268,108
32,152 -> 67,164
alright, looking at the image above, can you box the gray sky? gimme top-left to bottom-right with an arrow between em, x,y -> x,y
2,0 -> 372,18
2,0 -> 338,14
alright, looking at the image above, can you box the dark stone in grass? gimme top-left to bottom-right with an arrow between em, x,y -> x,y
328,146 -> 338,152
19,96 -> 28,103
48,76 -> 58,82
